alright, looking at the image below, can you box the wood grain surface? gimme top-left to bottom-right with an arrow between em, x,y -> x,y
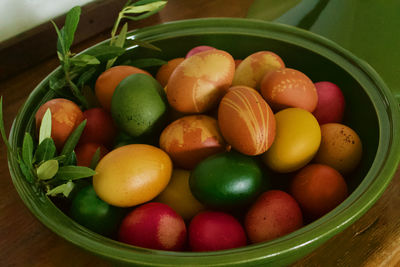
1,0 -> 399,266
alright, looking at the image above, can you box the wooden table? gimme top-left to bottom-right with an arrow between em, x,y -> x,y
1,0 -> 399,266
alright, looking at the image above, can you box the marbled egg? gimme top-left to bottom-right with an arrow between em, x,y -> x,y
166,49 -> 235,113
260,68 -> 318,112
232,51 -> 285,90
159,115 -> 226,169
218,86 -> 276,156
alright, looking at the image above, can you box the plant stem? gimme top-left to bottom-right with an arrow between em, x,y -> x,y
65,71 -> 88,109
110,13 -> 123,46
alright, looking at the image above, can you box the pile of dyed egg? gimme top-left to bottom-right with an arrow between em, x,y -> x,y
35,45 -> 363,252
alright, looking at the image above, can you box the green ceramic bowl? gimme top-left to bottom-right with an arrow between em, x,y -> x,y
8,18 -> 400,266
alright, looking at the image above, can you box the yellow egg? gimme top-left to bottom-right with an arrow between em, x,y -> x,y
262,108 -> 321,173
155,169 -> 206,220
93,144 -> 172,207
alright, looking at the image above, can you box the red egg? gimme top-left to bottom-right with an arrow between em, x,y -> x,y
312,81 -> 346,124
75,142 -> 108,167
260,68 -> 318,112
79,108 -> 117,148
218,86 -> 276,156
118,202 -> 187,251
245,190 -> 303,243
159,115 -> 226,169
189,211 -> 247,251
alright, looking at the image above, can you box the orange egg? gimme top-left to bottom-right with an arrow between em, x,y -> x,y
35,98 -> 84,150
290,164 -> 348,219
218,86 -> 276,156
314,123 -> 363,174
232,51 -> 285,90
156,57 -> 185,88
160,115 -> 226,169
260,68 -> 318,112
166,49 -> 235,113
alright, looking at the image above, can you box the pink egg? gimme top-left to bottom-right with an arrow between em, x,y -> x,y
185,45 -> 216,58
312,81 -> 345,124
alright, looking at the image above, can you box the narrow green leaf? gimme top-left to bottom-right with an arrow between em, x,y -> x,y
22,132 -> 34,166
89,147 -> 101,170
37,159 -> 59,180
67,80 -> 88,109
34,137 -> 56,163
50,20 -> 66,57
124,0 -> 134,8
124,58 -> 167,69
124,39 -> 161,51
106,23 -> 129,69
49,75 -> 67,91
77,67 -> 98,88
115,23 -> 128,48
39,108 -> 52,144
56,165 -> 96,180
60,119 -> 87,156
124,1 -> 167,14
46,180 -> 75,197
51,155 -> 67,162
134,0 -> 164,5
63,6 -> 81,52
63,151 -> 77,166
70,54 -> 100,67
19,161 -> 34,183
86,45 -> 126,61
56,51 -> 64,62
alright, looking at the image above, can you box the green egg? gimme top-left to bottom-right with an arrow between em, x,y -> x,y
111,73 -> 168,137
189,151 -> 267,210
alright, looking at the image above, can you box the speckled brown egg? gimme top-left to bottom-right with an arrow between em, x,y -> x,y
159,115 -> 226,169
260,68 -> 318,112
166,49 -> 235,113
232,51 -> 285,90
218,86 -> 276,156
314,123 -> 362,174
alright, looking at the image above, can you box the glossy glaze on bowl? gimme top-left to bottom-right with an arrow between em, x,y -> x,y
8,18 -> 400,266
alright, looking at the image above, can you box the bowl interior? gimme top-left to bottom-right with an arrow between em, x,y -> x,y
9,18 -> 399,266
120,27 -> 379,192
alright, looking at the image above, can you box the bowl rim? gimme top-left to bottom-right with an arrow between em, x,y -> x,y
8,17 -> 400,266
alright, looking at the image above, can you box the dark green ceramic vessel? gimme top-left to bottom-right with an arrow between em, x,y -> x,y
8,18 -> 400,266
